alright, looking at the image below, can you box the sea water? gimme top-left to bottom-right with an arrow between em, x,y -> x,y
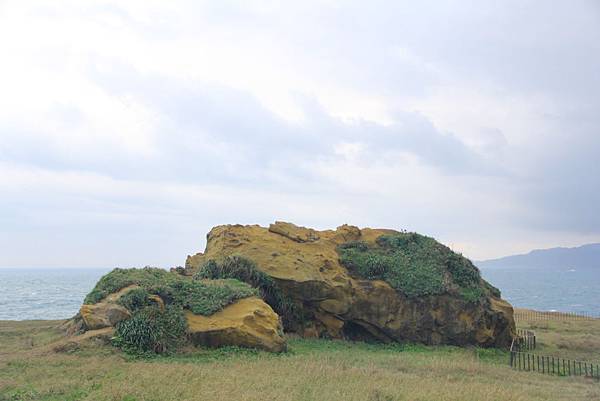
0,268 -> 110,320
481,265 -> 600,315
0,266 -> 598,320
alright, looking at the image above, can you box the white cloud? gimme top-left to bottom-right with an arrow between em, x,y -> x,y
1,0 -> 599,266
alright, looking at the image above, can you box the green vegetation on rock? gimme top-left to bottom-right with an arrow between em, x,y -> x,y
337,233 -> 491,301
84,267 -> 257,316
84,267 -> 168,304
83,267 -> 259,355
113,305 -> 187,355
194,255 -> 302,329
117,288 -> 153,313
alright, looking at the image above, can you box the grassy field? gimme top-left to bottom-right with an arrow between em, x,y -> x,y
515,308 -> 600,362
1,316 -> 600,401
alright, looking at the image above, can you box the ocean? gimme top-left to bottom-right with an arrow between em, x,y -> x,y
0,266 -> 598,320
0,268 -> 111,320
480,265 -> 600,315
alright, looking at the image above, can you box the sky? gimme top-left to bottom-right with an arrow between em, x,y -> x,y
1,1 -> 599,268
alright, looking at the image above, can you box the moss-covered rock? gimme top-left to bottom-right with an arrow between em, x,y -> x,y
74,267 -> 286,353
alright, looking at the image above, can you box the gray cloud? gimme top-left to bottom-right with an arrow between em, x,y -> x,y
2,66 -> 494,186
0,1 -> 599,267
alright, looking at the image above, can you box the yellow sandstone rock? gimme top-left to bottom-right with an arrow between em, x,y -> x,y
79,285 -> 139,330
186,296 -> 286,352
185,221 -> 516,347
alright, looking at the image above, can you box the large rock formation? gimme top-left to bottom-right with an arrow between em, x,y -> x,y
184,222 -> 515,348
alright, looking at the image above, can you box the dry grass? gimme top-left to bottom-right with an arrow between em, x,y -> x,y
515,308 -> 600,362
1,319 -> 600,401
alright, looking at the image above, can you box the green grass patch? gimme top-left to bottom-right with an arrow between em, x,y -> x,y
132,338 -> 501,366
338,233 -> 492,301
84,267 -> 169,304
84,267 -> 257,316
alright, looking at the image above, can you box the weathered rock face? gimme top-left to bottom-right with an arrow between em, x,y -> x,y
186,296 -> 286,353
185,222 -> 516,348
79,286 -> 136,330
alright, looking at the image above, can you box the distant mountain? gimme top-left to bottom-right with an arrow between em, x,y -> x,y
477,243 -> 600,269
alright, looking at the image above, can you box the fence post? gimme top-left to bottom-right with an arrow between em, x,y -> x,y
560,358 -> 562,375
520,353 -> 523,371
542,356 -> 545,373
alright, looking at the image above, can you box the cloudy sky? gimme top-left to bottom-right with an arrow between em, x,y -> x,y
1,1 -> 599,268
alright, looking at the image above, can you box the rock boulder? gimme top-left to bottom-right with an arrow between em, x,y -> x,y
74,278 -> 286,352
185,222 -> 516,348
186,296 -> 286,352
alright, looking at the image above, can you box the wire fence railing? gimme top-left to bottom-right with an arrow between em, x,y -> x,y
515,309 -> 600,322
510,350 -> 600,380
514,329 -> 536,350
509,320 -> 599,380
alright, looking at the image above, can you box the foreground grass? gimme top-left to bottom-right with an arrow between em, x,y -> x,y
1,320 -> 599,401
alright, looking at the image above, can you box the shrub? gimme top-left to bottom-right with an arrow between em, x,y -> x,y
195,255 -> 303,329
113,305 -> 187,354
446,253 -> 480,288
196,257 -> 269,289
117,288 -> 152,313
484,281 -> 501,298
338,236 -> 446,298
167,278 -> 257,316
459,287 -> 485,304
337,241 -> 369,252
338,233 -> 489,302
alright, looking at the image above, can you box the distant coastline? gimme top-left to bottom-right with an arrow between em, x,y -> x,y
477,243 -> 600,270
